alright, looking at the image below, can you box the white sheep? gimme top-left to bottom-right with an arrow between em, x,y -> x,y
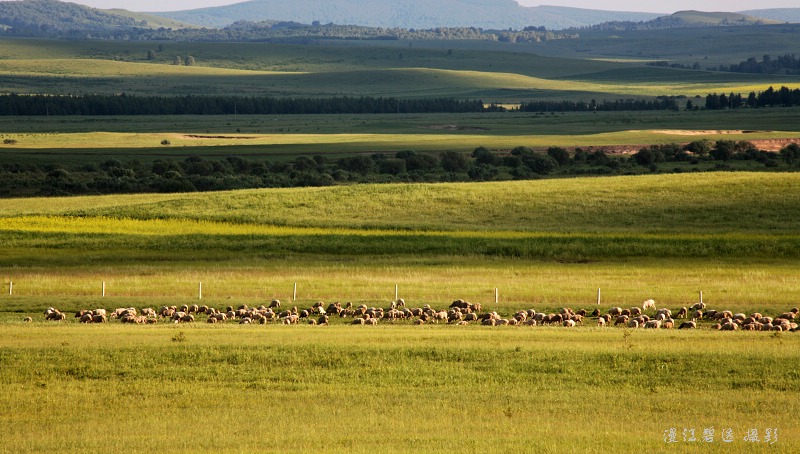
642,299 -> 656,310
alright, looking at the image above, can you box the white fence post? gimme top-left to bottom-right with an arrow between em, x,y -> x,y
102,281 -> 106,298
395,284 -> 398,301
495,288 -> 498,305
199,282 -> 202,300
8,280 -> 12,296
596,288 -> 601,305
293,283 -> 297,303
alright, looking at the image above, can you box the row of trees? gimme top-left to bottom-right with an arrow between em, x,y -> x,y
717,54 -> 800,76
519,97 -> 680,112
3,141 -> 798,197
0,94 -> 486,116
705,86 -> 800,110
0,94 -> 691,116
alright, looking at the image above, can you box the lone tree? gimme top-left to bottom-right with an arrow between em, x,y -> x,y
172,55 -> 183,66
185,56 -> 196,66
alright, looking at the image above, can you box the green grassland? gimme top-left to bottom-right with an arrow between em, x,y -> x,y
2,173 -> 799,310
1,324 -> 796,453
2,28 -> 800,453
1,35 -> 798,100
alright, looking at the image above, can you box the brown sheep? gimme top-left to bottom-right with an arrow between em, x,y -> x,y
608,307 -> 623,316
269,299 -> 281,309
614,315 -> 629,326
23,317 -> 33,322
92,314 -> 107,324
629,307 -> 642,316
317,315 -> 329,326
563,319 -> 576,328
676,307 -> 688,318
678,320 -> 696,329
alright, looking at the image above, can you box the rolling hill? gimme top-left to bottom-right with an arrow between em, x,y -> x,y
156,0 -> 663,30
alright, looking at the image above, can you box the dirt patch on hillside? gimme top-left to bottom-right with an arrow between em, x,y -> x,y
182,135 -> 259,140
650,129 -> 751,135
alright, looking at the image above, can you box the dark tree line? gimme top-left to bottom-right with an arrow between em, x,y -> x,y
705,86 -> 800,110
0,94 -> 486,116
717,54 -> 800,75
4,141 -> 797,197
518,97 -> 679,112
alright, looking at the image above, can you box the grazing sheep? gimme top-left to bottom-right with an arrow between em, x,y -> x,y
690,302 -> 706,311
481,318 -> 497,326
642,299 -> 656,310
91,314 -> 107,324
351,318 -> 366,325
627,320 -> 639,329
563,319 -> 576,328
608,307 -> 623,316
676,307 -> 688,318
269,299 -> 281,309
614,315 -> 629,326
413,319 -> 425,325
644,320 -> 661,329
180,314 -> 195,323
591,308 -> 601,317
207,317 -> 218,324
597,317 -> 606,327
23,317 -> 32,322
317,315 -> 329,326
629,307 -> 642,316
395,298 -> 405,308
80,313 -> 93,323
678,320 -> 697,329
662,319 -> 674,329
523,319 -> 537,326
693,310 -> 704,320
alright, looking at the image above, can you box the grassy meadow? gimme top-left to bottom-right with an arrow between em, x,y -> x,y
1,35 -> 799,100
2,29 -> 800,453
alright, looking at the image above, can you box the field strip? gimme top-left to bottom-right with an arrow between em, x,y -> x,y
2,130 -> 799,149
0,59 -> 305,77
2,215 -> 797,242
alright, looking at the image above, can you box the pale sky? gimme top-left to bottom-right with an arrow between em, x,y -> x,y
58,0 -> 800,14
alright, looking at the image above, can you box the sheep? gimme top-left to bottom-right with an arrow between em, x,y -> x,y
395,298 -> 405,308
80,313 -> 93,323
523,319 -> 537,326
91,314 -> 107,324
644,320 -> 661,329
614,315 -> 629,326
207,316 -> 218,324
351,317 -> 366,325
597,317 -> 606,327
629,307 -> 642,316
413,319 -> 425,325
662,319 -> 674,329
690,302 -> 706,311
642,299 -> 656,310
676,307 -> 688,318
317,315 -> 329,326
23,317 -> 32,322
591,308 -> 601,317
608,307 -> 623,316
627,320 -> 639,329
269,299 -> 281,309
563,319 -> 576,328
678,320 -> 697,329
481,318 -> 497,326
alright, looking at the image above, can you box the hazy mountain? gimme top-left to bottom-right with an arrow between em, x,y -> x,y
157,0 -> 663,30
0,0 -> 193,32
739,8 -> 800,24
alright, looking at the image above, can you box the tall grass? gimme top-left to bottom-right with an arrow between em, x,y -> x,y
0,325 -> 797,453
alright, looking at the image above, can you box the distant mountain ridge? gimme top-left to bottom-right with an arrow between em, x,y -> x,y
0,0 -> 192,32
156,0 -> 663,30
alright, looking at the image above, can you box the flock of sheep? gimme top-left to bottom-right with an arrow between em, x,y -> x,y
32,298 -> 800,332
